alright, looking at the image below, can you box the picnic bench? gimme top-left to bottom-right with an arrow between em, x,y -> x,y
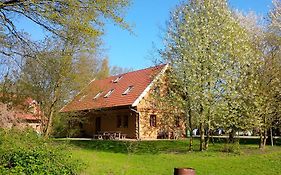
93,131 -> 127,140
157,130 -> 182,139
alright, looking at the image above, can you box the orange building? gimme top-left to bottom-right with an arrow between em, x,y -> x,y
61,64 -> 186,139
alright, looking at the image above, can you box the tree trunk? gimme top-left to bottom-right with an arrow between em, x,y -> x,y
270,127 -> 274,147
228,129 -> 235,144
262,129 -> 267,148
44,83 -> 59,138
204,118 -> 210,150
205,129 -> 210,150
259,132 -> 263,149
45,108 -> 54,137
189,136 -> 193,151
259,129 -> 267,149
199,122 -> 205,151
259,116 -> 267,149
188,108 -> 193,151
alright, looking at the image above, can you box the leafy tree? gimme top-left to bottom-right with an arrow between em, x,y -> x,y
17,37 -> 116,137
269,0 -> 281,35
162,0 -> 258,150
96,58 -> 110,80
255,0 -> 281,148
110,65 -> 132,76
1,0 -> 131,137
153,70 -> 193,149
268,0 -> 281,132
0,0 -> 131,59
18,39 -> 73,136
71,52 -> 102,95
234,1 -> 281,148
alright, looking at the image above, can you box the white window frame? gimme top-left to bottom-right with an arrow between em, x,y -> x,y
79,95 -> 86,101
113,76 -> 123,83
122,86 -> 133,95
93,92 -> 103,100
104,89 -> 114,98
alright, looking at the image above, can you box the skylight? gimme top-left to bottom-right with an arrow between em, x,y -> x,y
79,95 -> 86,101
93,92 -> 103,100
122,86 -> 133,95
104,89 -> 114,98
113,76 -> 122,83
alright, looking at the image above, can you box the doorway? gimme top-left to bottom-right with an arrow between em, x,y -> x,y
95,117 -> 101,133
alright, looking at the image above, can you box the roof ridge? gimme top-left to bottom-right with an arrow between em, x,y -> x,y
132,64 -> 168,107
107,63 -> 167,79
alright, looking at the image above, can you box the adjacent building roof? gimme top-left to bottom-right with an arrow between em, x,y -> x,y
60,64 -> 168,112
16,113 -> 40,121
0,99 -> 41,122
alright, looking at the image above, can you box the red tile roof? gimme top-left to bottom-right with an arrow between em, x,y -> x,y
16,112 -> 40,121
61,64 -> 167,112
0,98 -> 42,121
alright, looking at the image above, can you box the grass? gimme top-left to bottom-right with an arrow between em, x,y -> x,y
61,139 -> 281,175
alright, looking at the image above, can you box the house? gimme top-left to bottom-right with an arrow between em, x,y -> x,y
0,98 -> 43,133
60,64 -> 186,139
16,98 -> 43,133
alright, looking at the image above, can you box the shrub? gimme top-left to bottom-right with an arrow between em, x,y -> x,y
0,129 -> 83,174
221,143 -> 241,154
52,113 -> 83,138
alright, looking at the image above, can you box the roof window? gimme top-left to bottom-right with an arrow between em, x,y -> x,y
113,76 -> 122,83
122,86 -> 133,95
93,92 -> 103,100
79,95 -> 86,101
104,89 -> 114,98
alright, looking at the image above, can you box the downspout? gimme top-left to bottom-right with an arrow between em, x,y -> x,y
130,107 -> 140,140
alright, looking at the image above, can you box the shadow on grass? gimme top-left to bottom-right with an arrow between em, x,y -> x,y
61,140 -> 192,155
57,138 -> 281,155
213,137 -> 281,146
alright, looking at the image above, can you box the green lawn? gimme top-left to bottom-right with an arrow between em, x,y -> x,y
63,139 -> 281,175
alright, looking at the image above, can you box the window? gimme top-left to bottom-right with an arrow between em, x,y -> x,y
117,116 -> 122,128
117,115 -> 129,128
122,86 -> 133,95
79,95 -> 86,101
79,122 -> 83,129
113,76 -> 123,83
104,89 -> 114,98
150,115 -> 156,127
93,92 -> 103,100
123,115 -> 129,128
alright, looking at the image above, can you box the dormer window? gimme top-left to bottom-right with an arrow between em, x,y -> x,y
93,92 -> 103,100
113,76 -> 122,83
122,86 -> 133,95
104,89 -> 114,98
79,95 -> 86,101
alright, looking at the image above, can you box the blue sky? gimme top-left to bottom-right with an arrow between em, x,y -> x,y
15,0 -> 273,70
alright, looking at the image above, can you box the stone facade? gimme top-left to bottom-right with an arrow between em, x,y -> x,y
81,85 -> 186,140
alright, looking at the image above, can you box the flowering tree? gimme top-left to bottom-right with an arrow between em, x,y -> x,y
162,0 -> 258,150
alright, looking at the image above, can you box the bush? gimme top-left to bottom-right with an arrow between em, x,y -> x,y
0,129 -> 83,174
221,143 -> 241,154
52,113 -> 83,138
